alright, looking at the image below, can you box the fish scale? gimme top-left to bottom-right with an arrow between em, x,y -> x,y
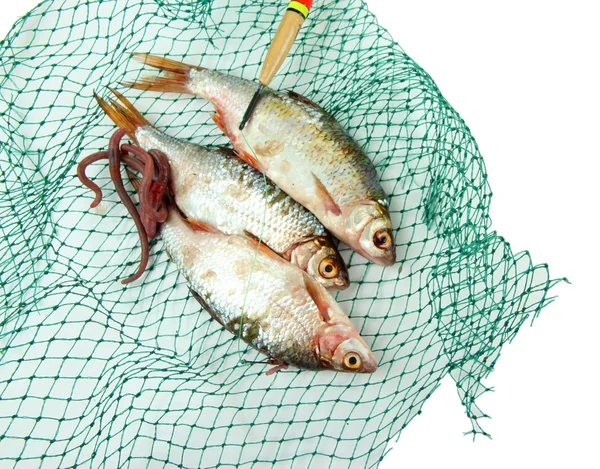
126,55 -> 396,266
192,68 -> 388,208
136,126 -> 325,254
161,210 -> 329,369
94,89 -> 350,288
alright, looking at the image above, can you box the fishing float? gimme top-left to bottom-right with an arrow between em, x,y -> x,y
239,0 -> 314,130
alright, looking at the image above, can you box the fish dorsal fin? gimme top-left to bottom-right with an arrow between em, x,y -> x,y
190,288 -> 225,327
186,218 -> 222,234
286,90 -> 324,112
312,173 -> 342,216
243,230 -> 285,263
303,272 -> 332,323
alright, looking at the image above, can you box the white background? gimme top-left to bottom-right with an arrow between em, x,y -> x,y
1,1 -> 598,468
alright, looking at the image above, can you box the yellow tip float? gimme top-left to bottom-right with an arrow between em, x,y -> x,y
239,0 -> 314,130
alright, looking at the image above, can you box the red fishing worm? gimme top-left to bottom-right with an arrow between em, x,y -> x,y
121,143 -> 161,221
77,150 -> 110,208
107,128 -> 149,285
148,149 -> 170,223
78,130 -> 175,283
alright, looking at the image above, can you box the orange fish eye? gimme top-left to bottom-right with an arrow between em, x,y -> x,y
343,352 -> 361,370
318,257 -> 339,279
373,229 -> 392,249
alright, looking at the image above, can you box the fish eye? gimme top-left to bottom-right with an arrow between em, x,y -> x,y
373,229 -> 392,249
343,352 -> 362,370
319,257 -> 339,279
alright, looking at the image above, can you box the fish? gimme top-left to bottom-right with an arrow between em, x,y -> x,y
95,89 -> 350,290
124,54 -> 396,266
161,207 -> 378,373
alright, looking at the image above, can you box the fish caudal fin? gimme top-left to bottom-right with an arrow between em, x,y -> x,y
125,167 -> 141,192
94,88 -> 150,143
123,54 -> 200,95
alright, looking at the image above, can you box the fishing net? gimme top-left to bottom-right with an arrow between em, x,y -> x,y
0,0 -> 563,467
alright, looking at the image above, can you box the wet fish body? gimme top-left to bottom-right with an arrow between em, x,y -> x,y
138,127 -> 320,255
161,209 -> 377,372
96,91 -> 349,289
126,55 -> 396,266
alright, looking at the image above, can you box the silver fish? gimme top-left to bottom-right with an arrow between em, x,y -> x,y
161,208 -> 377,373
96,90 -> 349,289
125,54 -> 396,266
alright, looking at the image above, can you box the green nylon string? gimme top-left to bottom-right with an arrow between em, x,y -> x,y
0,0 -> 564,468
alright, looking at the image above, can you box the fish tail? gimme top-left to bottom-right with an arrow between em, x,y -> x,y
94,88 -> 150,143
123,54 -> 201,94
125,166 -> 141,192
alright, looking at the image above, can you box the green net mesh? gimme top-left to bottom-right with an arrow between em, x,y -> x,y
0,0 -> 563,467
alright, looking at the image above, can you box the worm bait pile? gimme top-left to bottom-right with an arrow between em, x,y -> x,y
78,127 -> 170,283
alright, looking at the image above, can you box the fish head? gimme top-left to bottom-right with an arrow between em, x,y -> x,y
345,201 -> 396,266
291,236 -> 350,290
317,324 -> 377,373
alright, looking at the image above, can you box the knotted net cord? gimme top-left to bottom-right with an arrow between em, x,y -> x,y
0,0 -> 563,467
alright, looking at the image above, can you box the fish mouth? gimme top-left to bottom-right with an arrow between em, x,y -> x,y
354,242 -> 396,267
322,263 -> 350,290
373,246 -> 396,267
359,354 -> 378,373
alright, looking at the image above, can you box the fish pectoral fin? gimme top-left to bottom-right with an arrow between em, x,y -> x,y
211,111 -> 227,134
243,231 -> 285,263
286,90 -> 324,112
190,288 -> 225,327
265,360 -> 289,376
186,218 -> 222,234
210,110 -> 262,171
303,272 -> 332,323
233,149 -> 262,172
312,173 -> 342,216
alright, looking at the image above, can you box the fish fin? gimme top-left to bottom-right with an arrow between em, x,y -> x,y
122,75 -> 190,95
94,91 -> 148,143
164,248 -> 176,265
234,149 -> 261,171
243,231 -> 285,263
265,361 -> 289,376
243,229 -> 261,243
303,272 -> 332,323
123,54 -> 200,94
134,53 -> 202,74
186,218 -> 222,234
211,111 -> 227,134
190,288 -> 225,327
286,90 -> 324,111
211,110 -> 261,171
125,167 -> 141,192
312,173 -> 342,216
